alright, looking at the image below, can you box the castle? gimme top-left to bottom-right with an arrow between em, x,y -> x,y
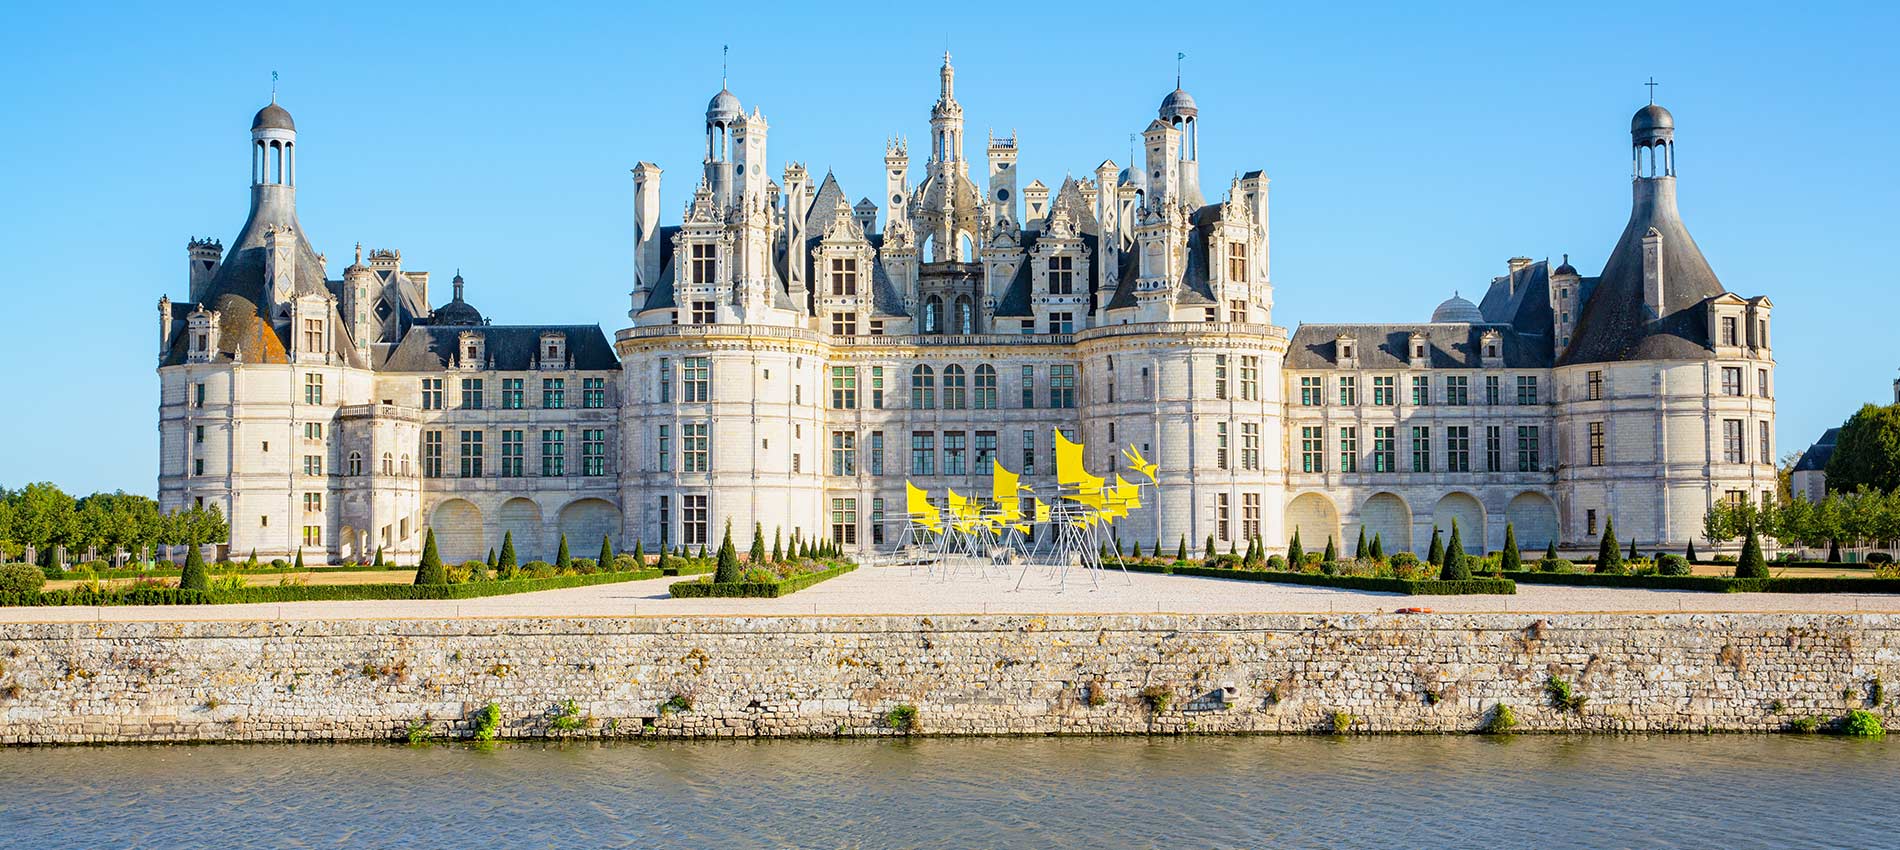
156,58 -> 1779,564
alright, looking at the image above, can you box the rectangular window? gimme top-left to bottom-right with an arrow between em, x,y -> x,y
1242,423 -> 1261,471
1445,375 -> 1468,406
1587,370 -> 1604,401
540,429 -> 568,476
1485,375 -> 1501,406
1338,376 -> 1356,406
302,454 -> 322,476
583,377 -> 606,409
690,243 -> 716,284
1300,376 -> 1322,406
459,429 -> 484,477
1759,421 -> 1771,464
656,424 -> 670,472
1589,422 -> 1606,467
303,318 -> 323,352
831,497 -> 859,545
1516,375 -> 1539,405
1339,427 -> 1358,473
194,457 -> 204,476
542,378 -> 565,409
1411,375 -> 1430,406
871,498 -> 886,545
501,429 -> 524,477
832,430 -> 856,476
1021,366 -> 1036,408
691,300 -> 715,325
1411,426 -> 1431,472
423,431 -> 442,478
974,366 -> 997,409
831,366 -> 858,409
1373,426 -> 1395,473
1228,241 -> 1248,281
658,359 -> 672,403
974,431 -> 997,472
1242,493 -> 1261,541
831,312 -> 857,336
1757,369 -> 1769,398
1721,316 -> 1738,346
502,377 -> 524,409
302,525 -> 322,547
1048,255 -> 1075,295
1050,365 -> 1076,409
1300,426 -> 1323,473
195,425 -> 206,444
683,494 -> 708,545
683,357 -> 710,402
1240,356 -> 1259,400
1724,419 -> 1745,464
1485,425 -> 1502,472
1446,425 -> 1470,472
1517,426 -> 1540,472
304,373 -> 324,405
1021,428 -> 1035,474
911,432 -> 936,476
865,430 -> 883,476
1372,375 -> 1395,406
1587,509 -> 1598,536
872,366 -> 885,409
582,429 -> 606,476
659,496 -> 670,546
303,492 -> 323,512
1216,422 -> 1229,470
460,378 -> 483,410
1721,367 -> 1742,396
830,257 -> 858,296
682,422 -> 708,473
1216,493 -> 1231,541
944,431 -> 967,476
194,383 -> 206,408
1048,312 -> 1074,335
1228,299 -> 1247,323
1213,355 -> 1229,400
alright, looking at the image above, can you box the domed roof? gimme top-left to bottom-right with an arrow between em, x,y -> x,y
1430,293 -> 1485,324
1631,103 -> 1673,133
252,102 -> 295,132
1159,87 -> 1198,118
706,88 -> 742,122
433,274 -> 483,326
1553,254 -> 1580,277
1118,166 -> 1143,187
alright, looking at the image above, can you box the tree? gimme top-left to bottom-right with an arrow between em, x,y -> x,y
1440,521 -> 1472,580
1286,530 -> 1303,566
698,543 -> 707,560
1501,523 -> 1521,572
1370,533 -> 1384,561
772,527 -> 784,563
599,534 -> 615,568
713,520 -> 743,583
499,532 -> 518,572
1355,526 -> 1367,559
1596,516 -> 1623,574
1628,537 -> 1639,560
750,523 -> 767,564
1686,540 -> 1698,563
1205,534 -> 1216,560
555,534 -> 571,569
294,549 -> 304,570
1323,536 -> 1337,563
1131,540 -> 1143,558
1229,539 -> 1238,556
179,540 -> 209,591
632,539 -> 646,567
1545,540 -> 1558,561
245,549 -> 259,570
1177,535 -> 1188,562
413,529 -> 446,585
655,543 -> 670,574
1426,528 -> 1444,566
1826,403 -> 1900,494
378,546 -> 389,567
1736,527 -> 1769,578
1828,538 -> 1842,562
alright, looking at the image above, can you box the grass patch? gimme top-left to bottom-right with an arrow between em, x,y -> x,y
1841,709 -> 1887,738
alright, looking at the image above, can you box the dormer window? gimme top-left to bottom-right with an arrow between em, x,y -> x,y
302,318 -> 324,352
458,331 -> 485,369
1227,242 -> 1247,281
830,258 -> 858,296
1342,345 -> 1353,358
1721,316 -> 1738,346
1048,255 -> 1075,295
690,243 -> 716,284
539,332 -> 567,369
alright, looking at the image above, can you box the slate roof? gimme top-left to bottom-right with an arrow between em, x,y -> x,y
1558,180 -> 1726,365
1476,259 -> 1558,344
377,325 -> 620,372
1285,323 -> 1551,370
1104,202 -> 1222,311
1793,428 -> 1840,473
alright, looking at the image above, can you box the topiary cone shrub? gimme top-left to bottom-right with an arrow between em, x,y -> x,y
499,532 -> 518,574
555,534 -> 571,570
1426,527 -> 1444,566
1501,523 -> 1521,573
1735,527 -> 1769,579
413,529 -> 447,585
750,523 -> 767,564
598,534 -> 614,569
179,542 -> 209,591
1596,516 -> 1624,574
1440,521 -> 1473,580
713,520 -> 743,584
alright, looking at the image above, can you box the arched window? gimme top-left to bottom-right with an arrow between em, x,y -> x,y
400,454 -> 412,477
910,365 -> 936,410
348,451 -> 363,476
924,295 -> 943,334
973,364 -> 997,410
382,453 -> 394,475
954,296 -> 974,334
943,364 -> 967,409
957,233 -> 975,263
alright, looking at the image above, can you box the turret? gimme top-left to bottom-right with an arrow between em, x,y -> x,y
853,198 -> 878,236
929,52 -> 965,167
732,106 -> 769,202
783,162 -> 811,310
631,161 -> 663,304
158,296 -> 174,358
1158,82 -> 1202,207
884,137 -> 909,231
704,86 -> 742,206
987,131 -> 1018,227
187,238 -> 223,304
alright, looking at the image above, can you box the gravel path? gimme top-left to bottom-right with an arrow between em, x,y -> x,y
4,565 -> 1898,623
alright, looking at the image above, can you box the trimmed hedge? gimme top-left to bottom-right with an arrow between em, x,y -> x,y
1505,570 -> 1900,594
38,564 -> 412,581
1123,562 -> 1515,596
660,559 -> 716,577
669,563 -> 856,598
0,568 -> 663,607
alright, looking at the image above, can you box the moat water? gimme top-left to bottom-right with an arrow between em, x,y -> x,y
0,735 -> 1892,848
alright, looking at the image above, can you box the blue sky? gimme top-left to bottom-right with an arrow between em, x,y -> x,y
2,1 -> 1896,494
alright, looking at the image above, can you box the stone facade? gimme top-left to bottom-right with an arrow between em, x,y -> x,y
0,613 -> 1890,743
157,62 -> 1777,563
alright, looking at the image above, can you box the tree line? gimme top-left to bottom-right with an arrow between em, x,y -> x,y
0,483 -> 228,564
1703,486 -> 1900,553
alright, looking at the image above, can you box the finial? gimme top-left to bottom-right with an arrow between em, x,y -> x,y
270,70 -> 279,103
721,45 -> 728,88
354,242 -> 361,264
1176,52 -> 1185,88
1563,253 -> 1570,265
1645,76 -> 1659,104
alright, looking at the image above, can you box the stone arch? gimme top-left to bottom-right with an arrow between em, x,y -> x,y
496,498 -> 544,561
1506,492 -> 1559,552
338,525 -> 358,562
1359,492 -> 1413,555
1284,492 -> 1341,557
1433,492 -> 1486,555
557,498 -> 620,556
429,499 -> 485,564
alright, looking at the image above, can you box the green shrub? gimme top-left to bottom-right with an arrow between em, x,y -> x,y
268,559 -> 289,569
413,529 -> 447,585
570,557 -> 597,575
743,567 -> 779,584
713,520 -> 742,584
180,544 -> 209,591
1735,528 -> 1769,579
1840,709 -> 1886,738
209,574 -> 247,593
1500,524 -> 1521,573
470,702 -> 502,742
1538,557 -> 1576,573
403,719 -> 433,745
1868,552 -> 1894,565
1481,703 -> 1517,734
1140,685 -> 1173,713
1331,711 -> 1356,733
523,560 -> 555,579
1440,522 -> 1473,581
549,699 -> 590,732
0,564 -> 44,596
884,703 -> 919,734
1545,675 -> 1587,713
669,564 -> 855,598
1788,715 -> 1821,733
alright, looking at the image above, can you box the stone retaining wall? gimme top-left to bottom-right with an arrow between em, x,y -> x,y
0,613 -> 1892,744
